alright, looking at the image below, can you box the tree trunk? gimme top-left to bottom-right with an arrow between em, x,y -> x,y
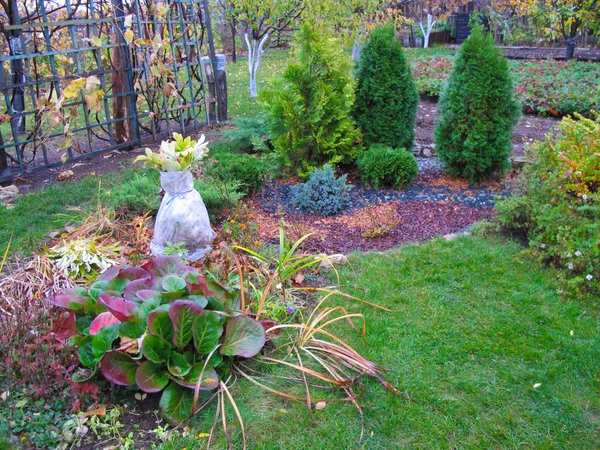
245,32 -> 269,98
111,33 -> 130,143
230,7 -> 237,63
351,40 -> 362,61
565,24 -> 578,61
0,131 -> 8,181
419,14 -> 436,49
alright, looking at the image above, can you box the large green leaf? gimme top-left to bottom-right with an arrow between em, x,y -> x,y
159,382 -> 194,425
91,324 -> 119,360
192,312 -> 223,355
168,352 -> 192,377
89,280 -> 109,301
173,362 -> 219,390
119,321 -> 146,339
169,300 -> 204,350
78,336 -> 100,368
162,274 -> 187,293
135,361 -> 170,393
221,316 -> 266,358
147,310 -> 174,342
76,316 -> 94,335
142,334 -> 172,363
100,351 -> 138,385
138,297 -> 162,322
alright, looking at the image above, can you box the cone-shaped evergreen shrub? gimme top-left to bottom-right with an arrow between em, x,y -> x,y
353,24 -> 418,150
434,25 -> 521,183
261,24 -> 360,176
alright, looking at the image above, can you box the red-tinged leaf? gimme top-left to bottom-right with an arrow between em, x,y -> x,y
260,320 -> 280,336
89,312 -> 121,335
97,265 -> 121,281
186,274 -> 213,296
51,310 -> 78,343
123,277 -> 157,300
141,256 -> 193,280
135,361 -> 169,393
220,316 -> 266,358
169,300 -> 204,350
48,288 -> 89,310
116,267 -> 151,281
136,289 -> 162,301
99,293 -> 137,322
173,363 -> 219,390
100,351 -> 138,386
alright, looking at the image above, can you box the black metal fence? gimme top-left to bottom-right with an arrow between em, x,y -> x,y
0,0 -> 209,182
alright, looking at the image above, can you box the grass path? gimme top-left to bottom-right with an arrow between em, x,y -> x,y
164,236 -> 599,449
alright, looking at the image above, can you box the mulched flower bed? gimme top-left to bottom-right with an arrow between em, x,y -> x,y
248,158 -> 514,254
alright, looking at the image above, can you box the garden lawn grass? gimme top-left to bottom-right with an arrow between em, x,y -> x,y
0,169 -> 136,257
227,49 -> 290,118
162,236 -> 599,449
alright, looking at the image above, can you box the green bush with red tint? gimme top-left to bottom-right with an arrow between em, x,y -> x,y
48,256 -> 266,424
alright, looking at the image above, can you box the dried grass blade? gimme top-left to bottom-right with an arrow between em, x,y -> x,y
221,381 -> 247,450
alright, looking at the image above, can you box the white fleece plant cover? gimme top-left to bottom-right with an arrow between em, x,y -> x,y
150,171 -> 216,261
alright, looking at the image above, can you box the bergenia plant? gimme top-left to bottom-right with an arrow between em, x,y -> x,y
48,256 -> 266,424
135,132 -> 209,172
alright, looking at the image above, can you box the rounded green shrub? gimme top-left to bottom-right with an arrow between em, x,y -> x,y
354,24 -> 419,150
357,144 -> 418,189
291,165 -> 350,216
206,153 -> 268,193
434,25 -> 521,184
261,23 -> 361,176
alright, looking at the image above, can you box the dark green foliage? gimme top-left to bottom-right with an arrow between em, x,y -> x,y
353,24 -> 419,150
106,171 -> 161,215
261,24 -> 361,176
222,117 -> 272,153
434,25 -> 521,183
291,165 -> 350,216
357,144 -> 418,189
206,153 -> 268,193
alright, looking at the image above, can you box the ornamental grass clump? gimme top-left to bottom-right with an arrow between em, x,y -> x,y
434,25 -> 521,183
354,24 -> 419,150
495,113 -> 600,296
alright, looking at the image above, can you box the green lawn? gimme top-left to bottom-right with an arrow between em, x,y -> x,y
161,236 -> 600,449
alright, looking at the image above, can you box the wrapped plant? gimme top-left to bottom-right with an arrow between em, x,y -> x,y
135,132 -> 209,172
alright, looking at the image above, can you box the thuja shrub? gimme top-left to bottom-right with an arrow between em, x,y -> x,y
434,25 -> 521,183
353,24 -> 419,150
261,23 -> 361,176
292,165 -> 350,216
47,256 -> 267,424
495,113 -> 600,296
357,144 -> 418,189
